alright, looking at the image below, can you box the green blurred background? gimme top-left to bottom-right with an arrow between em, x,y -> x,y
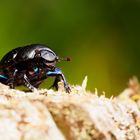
0,0 -> 140,96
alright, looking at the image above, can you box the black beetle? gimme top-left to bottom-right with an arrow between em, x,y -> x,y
0,44 -> 71,93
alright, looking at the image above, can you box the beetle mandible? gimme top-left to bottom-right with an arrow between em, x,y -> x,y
0,44 -> 71,93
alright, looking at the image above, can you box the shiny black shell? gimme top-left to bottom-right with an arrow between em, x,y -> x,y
0,47 -> 21,65
0,44 -> 58,66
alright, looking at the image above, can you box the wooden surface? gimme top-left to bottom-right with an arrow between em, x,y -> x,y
0,79 -> 140,140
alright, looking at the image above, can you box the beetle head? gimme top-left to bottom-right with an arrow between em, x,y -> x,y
34,48 -> 70,69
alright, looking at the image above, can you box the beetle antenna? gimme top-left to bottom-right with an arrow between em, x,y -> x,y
59,57 -> 71,62
65,57 -> 71,61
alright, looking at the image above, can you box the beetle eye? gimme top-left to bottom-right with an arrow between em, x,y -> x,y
42,52 -> 56,62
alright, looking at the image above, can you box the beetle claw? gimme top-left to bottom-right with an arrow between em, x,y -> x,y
8,82 -> 14,89
65,85 -> 71,93
7,78 -> 15,89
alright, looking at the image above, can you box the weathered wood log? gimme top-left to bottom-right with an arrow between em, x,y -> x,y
0,77 -> 140,140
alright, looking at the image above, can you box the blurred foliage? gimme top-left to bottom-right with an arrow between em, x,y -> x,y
0,0 -> 140,96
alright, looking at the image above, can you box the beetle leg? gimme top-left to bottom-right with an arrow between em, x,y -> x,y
0,74 -> 8,84
49,76 -> 61,90
47,68 -> 71,93
7,69 -> 18,89
60,72 -> 71,93
23,74 -> 37,92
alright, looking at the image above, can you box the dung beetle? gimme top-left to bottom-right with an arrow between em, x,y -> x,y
0,44 -> 71,93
